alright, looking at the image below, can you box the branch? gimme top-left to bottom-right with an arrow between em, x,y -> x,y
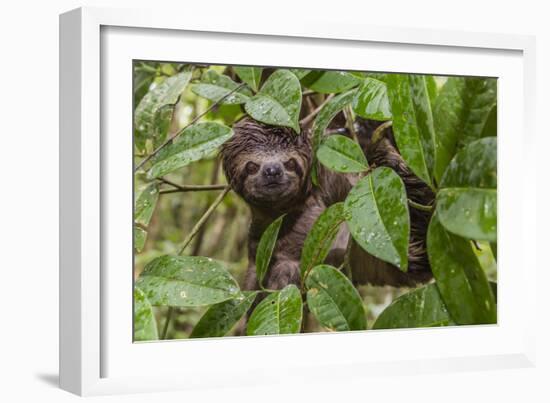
134,83 -> 247,172
158,177 -> 228,194
177,187 -> 231,255
371,120 -> 393,144
299,94 -> 335,127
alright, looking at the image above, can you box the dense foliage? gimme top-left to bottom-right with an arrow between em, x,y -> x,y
133,62 -> 497,341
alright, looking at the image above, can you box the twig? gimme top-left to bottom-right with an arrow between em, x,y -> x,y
408,199 -> 434,212
177,187 -> 231,255
159,185 -> 228,194
161,307 -> 173,340
158,177 -> 228,194
134,83 -> 247,172
371,120 -> 393,144
299,94 -> 335,127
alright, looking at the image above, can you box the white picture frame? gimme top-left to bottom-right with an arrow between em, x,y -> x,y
59,6 -> 537,396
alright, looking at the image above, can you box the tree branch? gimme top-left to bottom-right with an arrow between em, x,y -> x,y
177,187 -> 231,255
408,199 -> 434,212
134,83 -> 247,173
158,177 -> 228,194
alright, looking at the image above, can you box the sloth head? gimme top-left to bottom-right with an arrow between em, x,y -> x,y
221,118 -> 312,211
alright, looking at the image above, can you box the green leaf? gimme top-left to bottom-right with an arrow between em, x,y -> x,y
247,285 -> 302,335
352,77 -> 392,121
190,291 -> 258,338
302,71 -> 361,94
425,75 -> 438,109
135,67 -> 193,136
136,255 -> 241,307
344,167 -> 410,270
310,89 -> 358,184
256,215 -> 285,287
148,122 -> 233,178
312,89 -> 358,152
245,69 -> 302,132
134,287 -> 159,341
152,105 -> 173,148
305,265 -> 366,331
433,77 -> 497,183
373,284 -> 453,329
135,183 -> 159,226
300,202 -> 346,278
386,74 -> 436,188
317,135 -> 369,173
191,70 -> 252,104
290,68 -> 311,79
436,137 -> 497,241
427,214 -> 497,324
134,183 -> 159,252
134,225 -> 146,252
233,66 -> 263,92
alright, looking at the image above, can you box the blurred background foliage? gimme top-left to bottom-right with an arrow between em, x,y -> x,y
133,61 -> 496,339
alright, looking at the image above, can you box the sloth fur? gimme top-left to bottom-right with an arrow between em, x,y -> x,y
220,117 -> 434,290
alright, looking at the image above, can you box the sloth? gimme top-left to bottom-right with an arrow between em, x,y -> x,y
220,117 -> 434,291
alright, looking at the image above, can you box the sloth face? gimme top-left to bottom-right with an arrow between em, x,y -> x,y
221,118 -> 312,210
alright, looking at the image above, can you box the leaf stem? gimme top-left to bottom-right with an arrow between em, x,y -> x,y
161,307 -> 173,340
299,94 -> 335,127
343,106 -> 359,144
134,83 -> 247,173
177,187 -> 231,255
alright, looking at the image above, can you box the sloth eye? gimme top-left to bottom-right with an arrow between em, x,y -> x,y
284,158 -> 297,171
245,161 -> 260,175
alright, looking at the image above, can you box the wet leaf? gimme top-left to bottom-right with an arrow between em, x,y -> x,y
134,66 -> 193,136
317,134 -> 369,173
136,255 -> 241,307
352,77 -> 392,121
373,284 -> 454,329
134,287 -> 159,341
247,285 -> 302,335
310,89 -> 358,184
233,66 -> 263,92
134,225 -> 146,253
148,122 -> 233,178
302,70 -> 361,94
425,75 -> 438,109
433,77 -> 497,183
290,68 -> 311,79
191,70 -> 252,104
306,265 -> 366,331
344,167 -> 410,270
437,137 -> 497,241
190,291 -> 258,338
245,69 -> 302,132
135,183 -> 159,225
300,202 -> 346,278
256,215 -> 285,287
427,214 -> 497,324
386,74 -> 436,188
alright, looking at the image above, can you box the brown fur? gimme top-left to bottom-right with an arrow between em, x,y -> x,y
221,117 -> 434,291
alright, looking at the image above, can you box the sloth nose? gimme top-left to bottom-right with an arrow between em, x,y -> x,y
262,163 -> 283,178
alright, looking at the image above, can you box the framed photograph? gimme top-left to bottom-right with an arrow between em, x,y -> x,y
59,6 -> 536,396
